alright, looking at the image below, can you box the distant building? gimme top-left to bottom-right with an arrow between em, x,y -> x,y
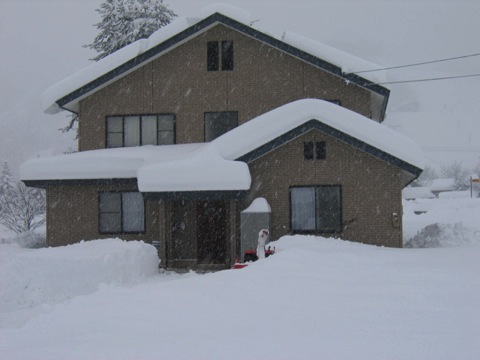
402,186 -> 435,200
430,178 -> 456,196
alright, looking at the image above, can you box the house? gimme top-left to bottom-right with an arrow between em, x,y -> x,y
402,186 -> 435,200
430,178 -> 456,196
21,4 -> 424,270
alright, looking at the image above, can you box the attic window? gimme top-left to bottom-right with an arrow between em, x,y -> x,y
207,41 -> 234,71
304,141 -> 326,160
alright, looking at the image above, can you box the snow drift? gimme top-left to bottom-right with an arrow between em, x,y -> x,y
0,239 -> 159,318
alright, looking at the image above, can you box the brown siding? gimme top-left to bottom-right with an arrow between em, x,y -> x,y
78,24 -> 375,151
240,129 -> 403,247
46,184 -> 161,247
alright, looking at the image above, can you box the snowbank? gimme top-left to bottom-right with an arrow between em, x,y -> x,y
1,235 -> 479,359
403,197 -> 480,247
0,239 -> 159,324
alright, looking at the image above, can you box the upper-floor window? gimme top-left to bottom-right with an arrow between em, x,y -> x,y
99,192 -> 145,233
304,141 -> 326,160
106,114 -> 175,148
204,111 -> 238,141
207,41 -> 234,71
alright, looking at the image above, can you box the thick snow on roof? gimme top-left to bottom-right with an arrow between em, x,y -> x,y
20,143 -> 251,192
213,99 -> 424,171
281,31 -> 386,83
21,99 -> 423,191
431,178 -> 456,192
402,186 -> 436,200
137,145 -> 251,192
20,144 -> 203,181
42,3 -> 384,114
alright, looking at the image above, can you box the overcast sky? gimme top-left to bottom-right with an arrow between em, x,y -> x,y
1,0 -> 479,176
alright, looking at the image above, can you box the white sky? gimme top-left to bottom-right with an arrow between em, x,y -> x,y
1,0 -> 479,176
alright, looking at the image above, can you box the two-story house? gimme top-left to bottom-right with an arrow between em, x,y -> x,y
21,5 -> 424,270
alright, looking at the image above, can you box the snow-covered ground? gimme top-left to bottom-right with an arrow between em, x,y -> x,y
1,196 -> 479,359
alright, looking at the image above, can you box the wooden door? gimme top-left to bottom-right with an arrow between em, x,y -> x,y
196,201 -> 227,264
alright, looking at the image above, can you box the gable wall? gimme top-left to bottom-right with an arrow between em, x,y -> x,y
79,25 -> 372,151
239,129 -> 403,247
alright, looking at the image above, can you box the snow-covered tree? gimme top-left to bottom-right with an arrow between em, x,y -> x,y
0,162 -> 46,234
85,0 -> 177,61
440,161 -> 470,191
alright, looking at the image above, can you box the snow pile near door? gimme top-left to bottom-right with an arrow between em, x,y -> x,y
0,239 -> 159,323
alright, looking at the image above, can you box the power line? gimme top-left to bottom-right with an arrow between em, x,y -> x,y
350,52 -> 480,74
374,73 -> 480,85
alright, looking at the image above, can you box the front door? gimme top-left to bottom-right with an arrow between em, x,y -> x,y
196,201 -> 227,264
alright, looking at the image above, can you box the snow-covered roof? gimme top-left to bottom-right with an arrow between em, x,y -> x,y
402,186 -> 436,200
213,99 -> 424,171
42,3 -> 388,114
431,178 -> 456,192
20,143 -> 251,192
21,99 -> 424,191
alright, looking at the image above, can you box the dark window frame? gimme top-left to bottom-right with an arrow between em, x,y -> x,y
207,40 -> 234,71
221,40 -> 234,70
99,192 -> 146,234
207,41 -> 219,71
204,111 -> 239,141
303,141 -> 326,160
304,142 -> 314,160
105,114 -> 176,148
316,141 -> 326,159
289,185 -> 343,234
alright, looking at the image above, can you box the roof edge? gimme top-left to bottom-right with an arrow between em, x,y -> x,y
51,12 -> 389,113
237,119 -> 423,181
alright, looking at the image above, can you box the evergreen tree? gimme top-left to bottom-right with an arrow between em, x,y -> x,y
0,161 -> 46,234
85,0 -> 177,61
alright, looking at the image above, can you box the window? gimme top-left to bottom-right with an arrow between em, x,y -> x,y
304,141 -> 326,160
207,41 -> 219,71
106,114 -> 175,148
207,41 -> 234,71
290,186 -> 342,233
222,41 -> 234,70
204,112 -> 238,141
304,142 -> 314,160
99,192 -> 145,233
316,141 -> 326,159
